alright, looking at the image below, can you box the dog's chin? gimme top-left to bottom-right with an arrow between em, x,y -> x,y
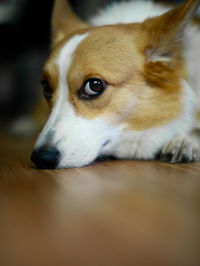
56,153 -> 99,169
56,149 -> 116,169
56,155 -> 116,169
56,160 -> 94,169
55,138 -> 116,169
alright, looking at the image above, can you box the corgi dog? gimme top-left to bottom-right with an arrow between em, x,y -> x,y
31,0 -> 200,169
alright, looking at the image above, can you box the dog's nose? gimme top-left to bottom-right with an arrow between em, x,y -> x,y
31,146 -> 60,169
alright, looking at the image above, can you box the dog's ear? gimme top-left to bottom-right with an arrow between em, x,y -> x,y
51,0 -> 88,47
141,0 -> 200,63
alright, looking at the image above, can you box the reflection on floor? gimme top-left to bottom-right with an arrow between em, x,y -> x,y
0,130 -> 200,266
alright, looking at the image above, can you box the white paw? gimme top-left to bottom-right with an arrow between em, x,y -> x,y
158,134 -> 200,163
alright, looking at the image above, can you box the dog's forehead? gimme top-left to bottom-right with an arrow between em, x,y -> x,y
43,32 -> 89,88
68,26 -> 144,87
71,26 -> 141,64
44,25 -> 143,86
49,27 -> 129,61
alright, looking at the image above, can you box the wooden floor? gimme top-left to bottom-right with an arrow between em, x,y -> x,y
0,130 -> 200,266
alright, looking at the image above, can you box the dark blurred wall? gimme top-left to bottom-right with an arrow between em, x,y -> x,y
0,0 -> 54,119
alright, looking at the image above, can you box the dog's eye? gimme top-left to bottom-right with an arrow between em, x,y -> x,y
41,80 -> 52,101
78,78 -> 107,100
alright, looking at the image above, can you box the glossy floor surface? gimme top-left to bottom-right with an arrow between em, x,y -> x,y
0,131 -> 200,266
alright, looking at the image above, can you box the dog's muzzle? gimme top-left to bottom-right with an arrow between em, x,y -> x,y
31,146 -> 60,169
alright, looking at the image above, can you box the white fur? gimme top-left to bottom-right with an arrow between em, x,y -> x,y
160,132 -> 200,163
90,0 -> 200,109
34,0 -> 200,168
35,34 -> 122,168
89,0 -> 200,161
184,24 -> 200,112
90,0 -> 170,26
101,80 -> 195,160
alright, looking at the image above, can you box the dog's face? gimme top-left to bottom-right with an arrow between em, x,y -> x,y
31,0 -> 199,169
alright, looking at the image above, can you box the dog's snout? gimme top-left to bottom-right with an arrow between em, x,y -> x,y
31,146 -> 60,169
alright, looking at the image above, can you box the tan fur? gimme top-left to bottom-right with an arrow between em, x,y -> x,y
44,0 -> 199,131
32,97 -> 50,128
66,19 -> 185,130
42,63 -> 59,107
67,25 -> 144,120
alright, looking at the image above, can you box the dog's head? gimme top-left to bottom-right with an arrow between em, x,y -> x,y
31,0 -> 199,169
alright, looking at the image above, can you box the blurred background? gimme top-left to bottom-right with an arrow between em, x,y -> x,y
0,0 -> 199,135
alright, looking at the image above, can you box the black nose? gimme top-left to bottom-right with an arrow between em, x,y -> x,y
31,146 -> 60,169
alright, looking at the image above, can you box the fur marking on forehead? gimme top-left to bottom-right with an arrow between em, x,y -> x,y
56,33 -> 89,92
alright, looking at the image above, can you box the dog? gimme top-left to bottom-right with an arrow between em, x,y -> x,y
31,0 -> 200,169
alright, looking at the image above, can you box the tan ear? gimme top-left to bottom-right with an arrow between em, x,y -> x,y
51,0 -> 89,46
141,0 -> 200,63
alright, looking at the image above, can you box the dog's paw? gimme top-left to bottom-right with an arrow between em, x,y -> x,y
157,134 -> 200,163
